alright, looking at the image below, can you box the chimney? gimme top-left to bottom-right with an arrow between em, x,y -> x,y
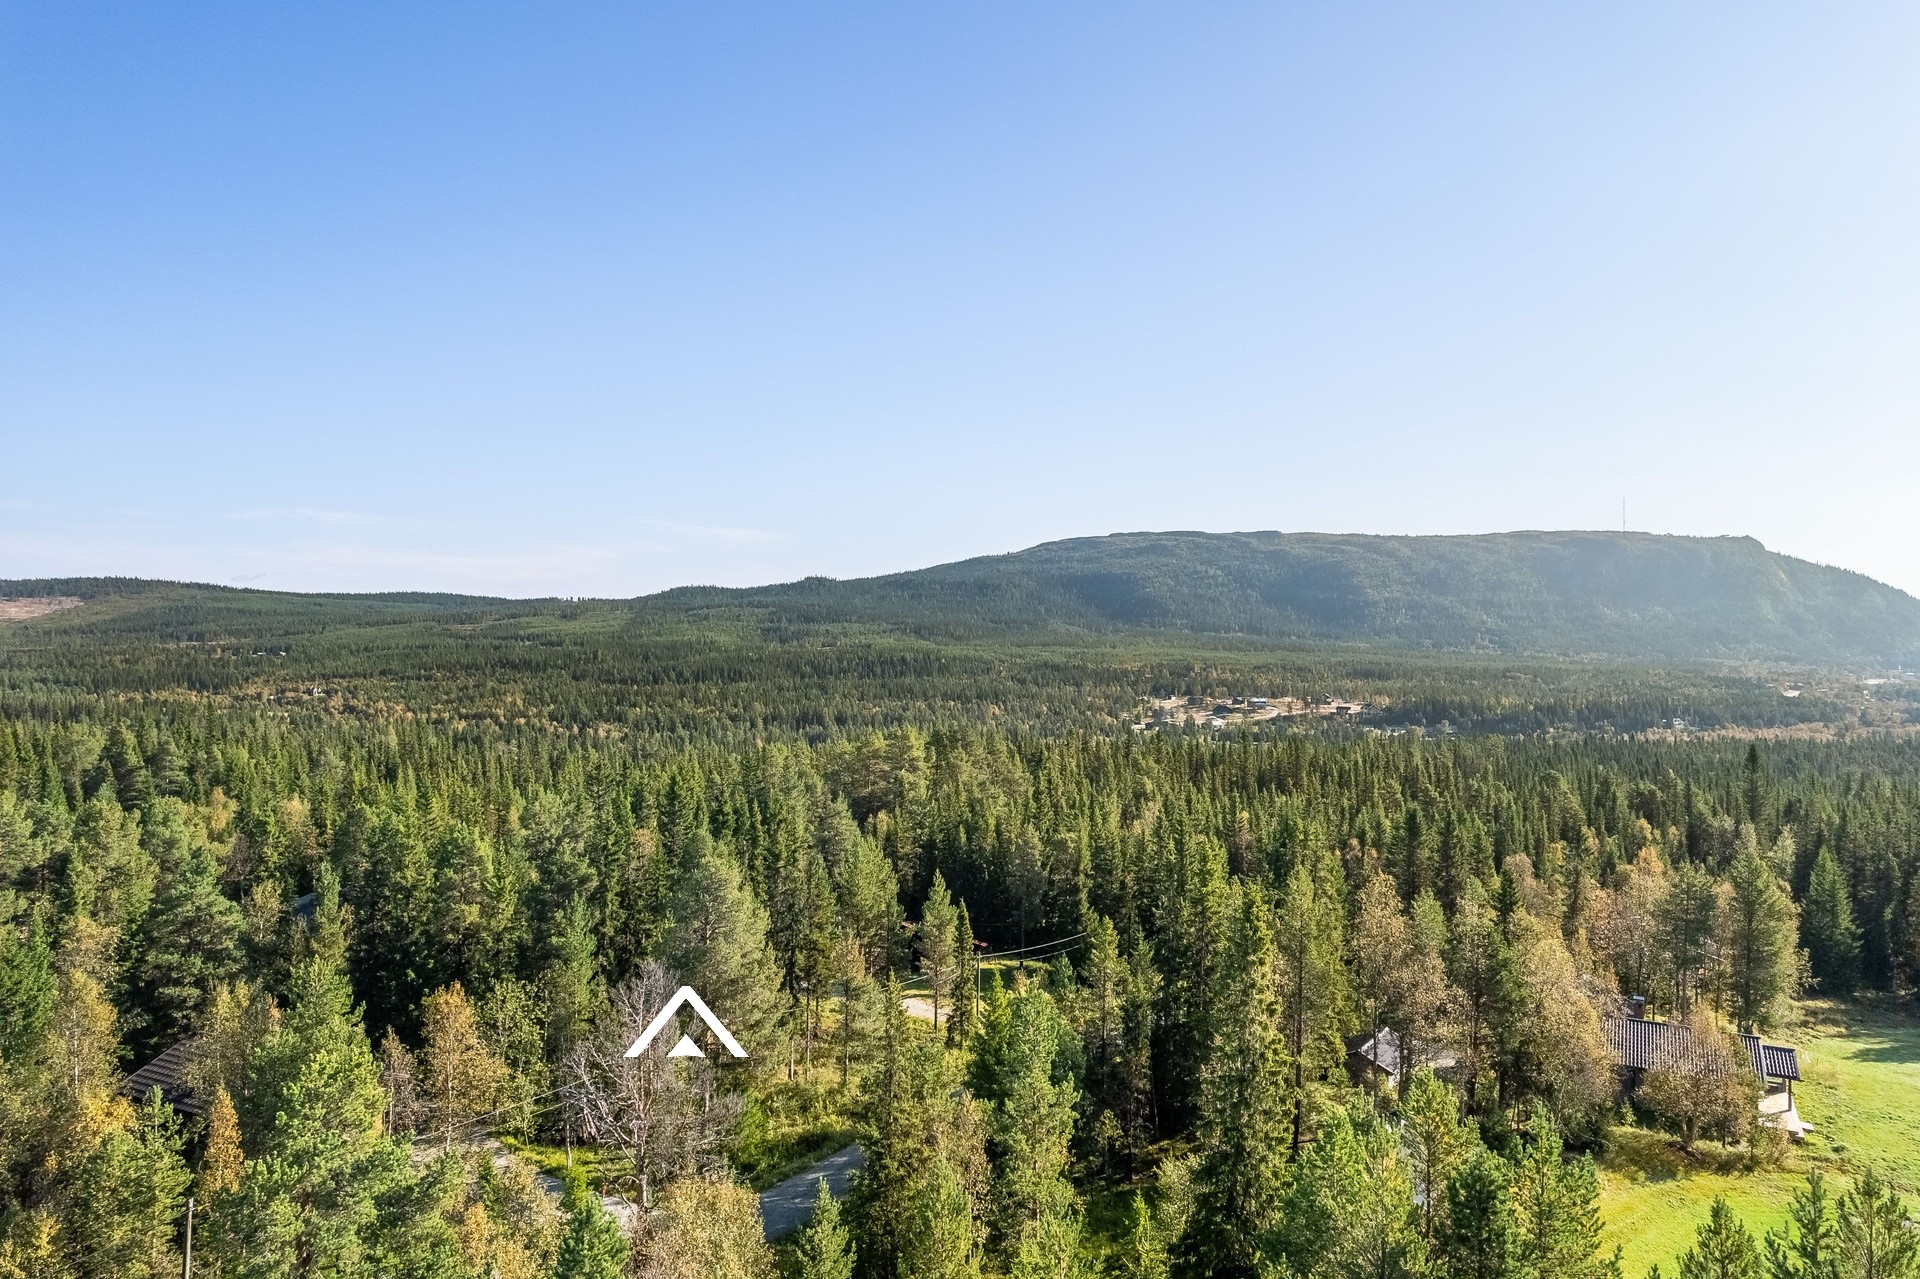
1629,995 -> 1647,1020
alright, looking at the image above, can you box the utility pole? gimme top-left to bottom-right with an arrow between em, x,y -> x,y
183,1196 -> 195,1278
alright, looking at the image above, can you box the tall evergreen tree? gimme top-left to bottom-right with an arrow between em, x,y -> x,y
1186,883 -> 1292,1279
1802,847 -> 1861,998
1724,837 -> 1801,1033
918,872 -> 959,1031
665,830 -> 789,1064
1274,857 -> 1354,1151
1510,1106 -> 1619,1279
948,900 -> 977,1046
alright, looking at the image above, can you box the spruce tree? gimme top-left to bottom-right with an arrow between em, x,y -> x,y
1274,856 -> 1353,1151
1724,839 -> 1800,1033
948,900 -> 977,1046
918,872 -> 959,1031
129,802 -> 243,1051
1802,847 -> 1861,998
1186,883 -> 1292,1279
0,908 -> 55,1063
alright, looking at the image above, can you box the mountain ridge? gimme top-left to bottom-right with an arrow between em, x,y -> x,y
6,530 -> 1918,666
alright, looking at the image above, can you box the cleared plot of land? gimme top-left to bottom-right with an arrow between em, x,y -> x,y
1599,999 -> 1920,1278
0,596 -> 82,621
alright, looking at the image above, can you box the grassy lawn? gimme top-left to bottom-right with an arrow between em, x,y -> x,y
1598,997 -> 1920,1278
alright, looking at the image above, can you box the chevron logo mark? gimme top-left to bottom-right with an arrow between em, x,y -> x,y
623,986 -> 748,1059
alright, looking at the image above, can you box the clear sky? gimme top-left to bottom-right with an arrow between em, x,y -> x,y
4,3 -> 1917,598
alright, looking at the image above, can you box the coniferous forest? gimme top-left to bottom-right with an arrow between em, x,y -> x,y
2,561 -> 1919,1278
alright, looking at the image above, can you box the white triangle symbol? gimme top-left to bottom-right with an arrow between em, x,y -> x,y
623,987 -> 749,1059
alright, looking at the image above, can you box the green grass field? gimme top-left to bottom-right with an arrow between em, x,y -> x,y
1598,998 -> 1920,1278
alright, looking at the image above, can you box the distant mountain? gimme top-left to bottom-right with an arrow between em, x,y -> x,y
645,531 -> 1920,665
8,531 -> 1918,666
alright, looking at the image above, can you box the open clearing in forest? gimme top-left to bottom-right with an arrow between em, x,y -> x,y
1598,998 -> 1920,1278
0,596 -> 83,622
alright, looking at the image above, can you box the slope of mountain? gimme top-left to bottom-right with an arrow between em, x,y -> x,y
648,531 -> 1920,664
6,531 -> 1918,666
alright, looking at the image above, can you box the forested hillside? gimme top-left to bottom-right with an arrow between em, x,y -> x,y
648,531 -> 1920,664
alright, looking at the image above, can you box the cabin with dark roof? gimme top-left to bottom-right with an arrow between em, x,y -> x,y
124,1037 -> 204,1116
1603,1008 -> 1808,1139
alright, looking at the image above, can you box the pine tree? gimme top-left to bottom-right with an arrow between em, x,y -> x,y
1677,1198 -> 1761,1279
1511,1105 -> 1619,1279
207,943 -> 406,1273
1436,1148 -> 1519,1279
1277,1105 -> 1423,1279
665,831 -> 789,1065
1724,838 -> 1801,1033
898,1157 -> 982,1279
1763,1170 -> 1839,1279
1400,1067 -> 1474,1242
67,1090 -> 191,1279
795,1177 -> 856,1279
1835,1168 -> 1918,1279
1186,883 -> 1292,1279
551,1165 -> 629,1279
1802,847 -> 1861,998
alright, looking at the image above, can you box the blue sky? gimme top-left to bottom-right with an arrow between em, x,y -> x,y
4,3 -> 1917,597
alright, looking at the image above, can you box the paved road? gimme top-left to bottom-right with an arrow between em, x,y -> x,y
758,1143 -> 864,1239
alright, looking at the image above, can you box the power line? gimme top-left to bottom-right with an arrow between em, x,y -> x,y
977,930 -> 1088,960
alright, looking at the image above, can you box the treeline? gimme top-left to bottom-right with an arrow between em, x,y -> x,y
2,708 -> 1920,1273
0,580 -> 1880,736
